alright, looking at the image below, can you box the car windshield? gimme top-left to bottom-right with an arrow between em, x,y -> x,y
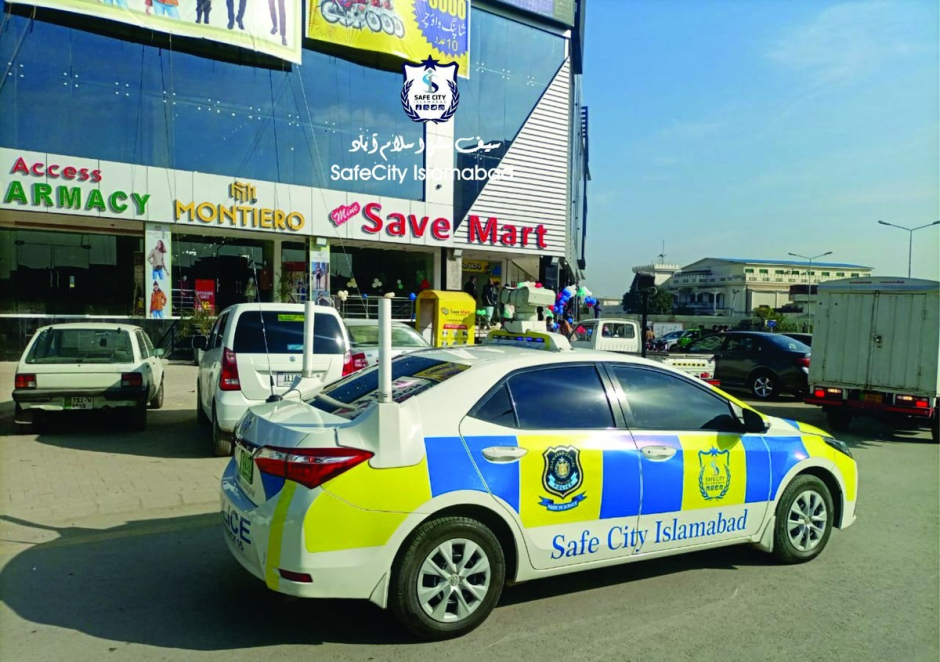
25,328 -> 135,364
765,334 -> 810,352
312,355 -> 469,420
346,324 -> 430,348
233,311 -> 345,354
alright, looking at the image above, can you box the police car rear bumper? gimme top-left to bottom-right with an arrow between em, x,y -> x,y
220,462 -> 392,601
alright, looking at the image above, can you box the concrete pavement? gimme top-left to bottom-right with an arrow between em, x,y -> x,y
0,362 -> 937,661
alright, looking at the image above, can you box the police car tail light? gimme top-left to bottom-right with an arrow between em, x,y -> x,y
220,348 -> 241,391
254,446 -> 373,489
342,351 -> 368,377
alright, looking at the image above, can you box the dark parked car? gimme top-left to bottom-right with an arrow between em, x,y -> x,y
783,332 -> 813,347
684,331 -> 811,400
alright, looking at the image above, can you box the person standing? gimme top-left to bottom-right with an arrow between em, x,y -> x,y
645,326 -> 655,344
227,0 -> 247,30
150,282 -> 167,319
558,317 -> 574,338
593,300 -> 603,319
463,275 -> 477,301
268,0 -> 288,46
482,278 -> 498,326
148,240 -> 168,281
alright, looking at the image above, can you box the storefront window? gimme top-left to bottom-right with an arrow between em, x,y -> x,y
0,228 -> 141,315
281,241 -> 308,303
172,234 -> 274,314
331,246 -> 433,298
0,3 -> 423,200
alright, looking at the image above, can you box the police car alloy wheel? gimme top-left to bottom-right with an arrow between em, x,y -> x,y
772,474 -> 834,564
390,517 -> 506,640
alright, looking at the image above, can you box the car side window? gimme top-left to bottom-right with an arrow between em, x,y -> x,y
506,365 -> 615,430
688,335 -> 724,353
471,384 -> 517,427
211,313 -> 229,350
610,365 -> 740,431
725,336 -> 754,352
142,332 -> 156,356
136,331 -> 151,359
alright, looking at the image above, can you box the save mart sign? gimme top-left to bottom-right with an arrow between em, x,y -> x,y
3,156 -> 151,215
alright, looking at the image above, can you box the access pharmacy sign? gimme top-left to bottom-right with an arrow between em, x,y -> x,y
3,155 -> 152,217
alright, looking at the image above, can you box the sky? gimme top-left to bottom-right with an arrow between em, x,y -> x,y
582,0 -> 940,297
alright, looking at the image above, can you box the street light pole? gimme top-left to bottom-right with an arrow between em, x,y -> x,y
789,251 -> 832,332
877,220 -> 940,278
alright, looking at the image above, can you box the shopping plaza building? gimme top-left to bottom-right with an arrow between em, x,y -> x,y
0,0 -> 589,356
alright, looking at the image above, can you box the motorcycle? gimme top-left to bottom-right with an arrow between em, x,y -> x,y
320,0 -> 404,36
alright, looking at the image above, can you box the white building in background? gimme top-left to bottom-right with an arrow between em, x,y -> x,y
662,258 -> 873,314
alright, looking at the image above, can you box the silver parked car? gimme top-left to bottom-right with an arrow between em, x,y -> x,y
343,319 -> 430,366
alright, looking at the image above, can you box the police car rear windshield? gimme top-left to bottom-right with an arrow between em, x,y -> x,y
311,355 -> 469,420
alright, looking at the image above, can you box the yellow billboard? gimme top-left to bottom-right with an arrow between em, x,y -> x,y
307,0 -> 470,77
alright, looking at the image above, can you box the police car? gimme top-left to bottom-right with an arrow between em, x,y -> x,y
220,286 -> 858,640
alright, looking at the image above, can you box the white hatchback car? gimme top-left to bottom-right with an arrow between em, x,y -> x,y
344,319 -> 431,367
194,303 -> 357,456
13,323 -> 165,431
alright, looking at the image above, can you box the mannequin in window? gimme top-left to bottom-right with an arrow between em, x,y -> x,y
244,277 -> 257,301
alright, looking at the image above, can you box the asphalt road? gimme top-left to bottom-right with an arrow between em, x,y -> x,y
1,388 -> 937,662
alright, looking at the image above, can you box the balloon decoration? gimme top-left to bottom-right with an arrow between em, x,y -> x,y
337,290 -> 349,302
384,292 -> 395,299
477,309 -> 487,317
534,283 -> 544,288
409,292 -> 417,301
371,278 -> 383,289
397,279 -> 403,290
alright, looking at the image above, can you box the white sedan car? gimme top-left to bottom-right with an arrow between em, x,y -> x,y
344,319 -> 431,367
221,330 -> 858,640
13,323 -> 165,430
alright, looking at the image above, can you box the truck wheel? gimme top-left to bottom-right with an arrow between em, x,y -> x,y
212,406 -> 233,457
749,371 -> 779,400
826,409 -> 853,432
390,517 -> 505,641
772,474 -> 834,564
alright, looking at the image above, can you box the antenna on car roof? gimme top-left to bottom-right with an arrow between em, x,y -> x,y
247,257 -> 280,403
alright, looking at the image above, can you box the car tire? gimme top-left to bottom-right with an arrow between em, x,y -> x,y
149,378 -> 165,410
772,474 -> 834,564
128,404 -> 147,431
749,370 -> 779,400
826,409 -> 853,432
390,516 -> 506,641
212,405 -> 233,457
196,382 -> 210,427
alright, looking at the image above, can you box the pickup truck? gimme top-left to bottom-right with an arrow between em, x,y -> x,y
571,318 -> 718,383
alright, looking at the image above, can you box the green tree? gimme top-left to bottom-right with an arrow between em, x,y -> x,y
621,289 -> 674,314
753,306 -> 801,332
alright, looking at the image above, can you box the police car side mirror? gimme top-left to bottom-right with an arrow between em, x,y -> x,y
742,408 -> 770,433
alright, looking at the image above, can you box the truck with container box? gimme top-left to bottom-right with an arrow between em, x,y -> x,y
804,277 -> 939,441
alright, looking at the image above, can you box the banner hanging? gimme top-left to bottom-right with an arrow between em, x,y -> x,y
307,0 -> 469,78
8,0 -> 302,64
145,224 -> 172,319
309,240 -> 331,305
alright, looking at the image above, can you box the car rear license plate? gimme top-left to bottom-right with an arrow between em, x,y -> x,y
276,373 -> 299,387
237,447 -> 254,483
67,397 -> 93,410
860,392 -> 883,404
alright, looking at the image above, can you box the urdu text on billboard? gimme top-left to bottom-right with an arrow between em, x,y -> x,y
307,0 -> 469,77
7,0 -> 302,63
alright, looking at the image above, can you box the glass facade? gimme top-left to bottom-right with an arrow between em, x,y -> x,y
0,0 -> 423,200
172,234 -> 275,312
0,227 -> 141,315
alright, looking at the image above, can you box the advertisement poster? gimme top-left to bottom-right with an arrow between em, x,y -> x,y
307,0 -> 470,77
309,241 -> 331,305
145,224 -> 172,319
8,0 -> 302,63
194,279 -> 216,313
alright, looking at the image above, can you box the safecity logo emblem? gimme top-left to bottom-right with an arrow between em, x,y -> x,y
401,56 -> 459,124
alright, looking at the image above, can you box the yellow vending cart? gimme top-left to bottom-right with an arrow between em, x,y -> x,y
416,290 -> 476,347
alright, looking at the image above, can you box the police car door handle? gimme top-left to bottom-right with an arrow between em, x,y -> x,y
641,445 -> 677,461
482,446 -> 527,463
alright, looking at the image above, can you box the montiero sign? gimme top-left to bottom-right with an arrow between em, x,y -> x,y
174,181 -> 305,232
3,157 -> 151,215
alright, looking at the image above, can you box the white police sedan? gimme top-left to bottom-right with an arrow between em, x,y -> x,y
221,329 -> 858,640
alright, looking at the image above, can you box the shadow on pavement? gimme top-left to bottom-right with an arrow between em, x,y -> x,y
0,404 -> 213,459
0,512 -> 773,650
